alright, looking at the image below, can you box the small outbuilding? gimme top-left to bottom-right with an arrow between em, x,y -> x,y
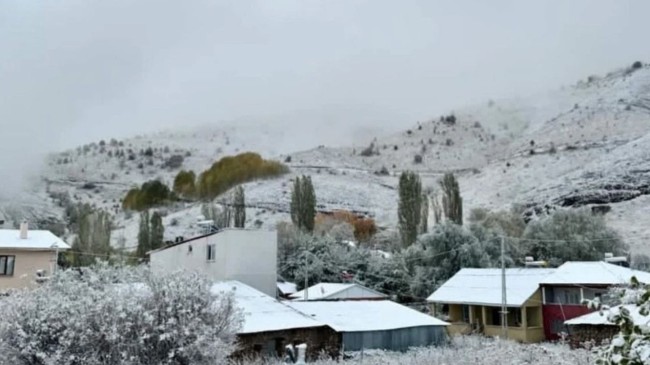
288,300 -> 448,351
290,282 -> 388,301
212,281 -> 340,360
277,277 -> 298,299
564,305 -> 644,348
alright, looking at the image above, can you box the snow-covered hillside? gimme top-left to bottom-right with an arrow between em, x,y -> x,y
4,63 -> 650,253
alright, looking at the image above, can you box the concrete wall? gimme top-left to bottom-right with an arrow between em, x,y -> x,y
0,249 -> 55,291
150,229 -> 277,296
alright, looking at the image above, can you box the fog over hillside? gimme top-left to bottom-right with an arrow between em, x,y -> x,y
2,1 -> 650,197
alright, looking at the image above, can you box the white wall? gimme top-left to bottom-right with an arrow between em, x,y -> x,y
150,229 -> 277,297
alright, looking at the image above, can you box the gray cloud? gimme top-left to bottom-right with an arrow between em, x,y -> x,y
1,0 -> 650,195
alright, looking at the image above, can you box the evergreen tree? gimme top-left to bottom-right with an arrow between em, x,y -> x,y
302,176 -> 316,232
290,176 -> 316,232
233,186 -> 246,228
398,171 -> 422,247
136,210 -> 150,258
420,193 -> 429,234
150,211 -> 164,251
440,173 -> 463,225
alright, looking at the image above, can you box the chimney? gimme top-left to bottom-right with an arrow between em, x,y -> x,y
19,220 -> 28,239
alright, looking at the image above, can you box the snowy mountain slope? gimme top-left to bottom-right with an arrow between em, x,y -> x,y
5,63 -> 650,253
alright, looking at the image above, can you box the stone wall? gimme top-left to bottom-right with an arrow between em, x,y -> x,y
234,326 -> 341,361
567,324 -> 618,349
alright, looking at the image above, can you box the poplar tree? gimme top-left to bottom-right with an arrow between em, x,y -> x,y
291,175 -> 316,232
136,210 -> 150,258
440,173 -> 463,225
398,171 -> 422,247
150,211 -> 164,250
233,186 -> 246,228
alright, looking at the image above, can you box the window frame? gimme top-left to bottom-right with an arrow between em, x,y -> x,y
206,244 -> 216,262
0,255 -> 16,276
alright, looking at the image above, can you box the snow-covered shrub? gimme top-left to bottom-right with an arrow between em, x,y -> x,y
594,278 -> 650,365
0,264 -> 242,365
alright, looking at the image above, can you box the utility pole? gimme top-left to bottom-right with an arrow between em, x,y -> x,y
501,235 -> 508,339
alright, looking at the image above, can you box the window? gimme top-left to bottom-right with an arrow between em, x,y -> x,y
0,255 -> 15,276
562,289 -> 581,304
206,244 -> 216,261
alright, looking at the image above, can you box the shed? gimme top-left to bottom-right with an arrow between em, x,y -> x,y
290,283 -> 387,301
288,300 -> 448,351
211,281 -> 339,359
564,305 -> 646,348
277,279 -> 298,299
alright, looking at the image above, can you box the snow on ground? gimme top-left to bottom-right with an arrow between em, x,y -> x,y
237,336 -> 592,365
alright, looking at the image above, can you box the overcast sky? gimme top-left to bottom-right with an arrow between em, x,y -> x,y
1,0 -> 650,193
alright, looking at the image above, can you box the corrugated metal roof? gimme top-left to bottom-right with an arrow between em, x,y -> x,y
540,261 -> 650,285
287,300 -> 448,332
427,268 -> 556,307
565,305 -> 649,326
211,280 -> 325,334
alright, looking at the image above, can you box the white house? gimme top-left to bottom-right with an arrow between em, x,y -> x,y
290,283 -> 388,301
0,222 -> 71,291
150,229 -> 277,297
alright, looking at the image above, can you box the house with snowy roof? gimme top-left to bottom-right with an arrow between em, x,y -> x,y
289,282 -> 388,301
211,280 -> 339,360
539,261 -> 650,340
0,222 -> 71,291
288,300 -> 449,351
427,267 -> 556,343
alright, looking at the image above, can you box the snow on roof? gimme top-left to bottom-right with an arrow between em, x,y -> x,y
0,229 -> 71,250
565,305 -> 650,327
427,268 -> 556,307
289,282 -> 387,301
277,281 -> 298,295
287,300 -> 448,332
211,280 -> 326,334
540,261 -> 650,286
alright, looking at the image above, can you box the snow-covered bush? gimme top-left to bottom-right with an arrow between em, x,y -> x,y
594,278 -> 650,365
0,264 -> 242,365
